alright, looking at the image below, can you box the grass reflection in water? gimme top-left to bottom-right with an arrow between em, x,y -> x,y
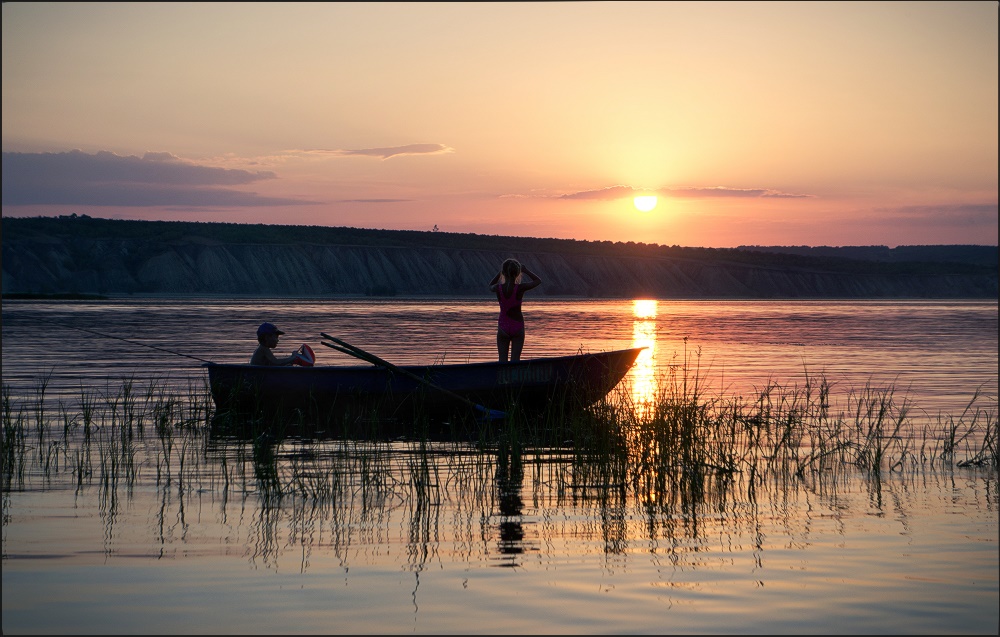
3,358 -> 995,564
2,361 -> 997,634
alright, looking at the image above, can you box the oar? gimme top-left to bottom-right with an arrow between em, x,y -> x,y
319,333 -> 505,420
322,341 -> 370,360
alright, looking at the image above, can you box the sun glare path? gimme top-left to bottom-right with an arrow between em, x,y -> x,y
633,195 -> 658,212
630,299 -> 658,420
633,299 -> 658,319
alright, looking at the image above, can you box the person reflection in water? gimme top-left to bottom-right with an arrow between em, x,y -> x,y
489,258 -> 542,363
495,448 -> 526,563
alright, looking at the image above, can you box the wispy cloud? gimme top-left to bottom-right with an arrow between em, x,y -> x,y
521,184 -> 815,200
878,203 -> 999,227
1,150 -> 316,207
557,185 -> 638,200
660,186 -> 813,199
302,143 -> 454,160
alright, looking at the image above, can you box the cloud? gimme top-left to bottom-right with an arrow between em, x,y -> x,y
333,198 -> 411,203
543,184 -> 815,201
879,203 -> 999,227
558,185 -> 638,200
661,186 -> 813,199
1,150 -> 316,207
303,143 -> 454,160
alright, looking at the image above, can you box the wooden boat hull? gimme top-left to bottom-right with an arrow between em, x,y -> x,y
204,347 -> 643,438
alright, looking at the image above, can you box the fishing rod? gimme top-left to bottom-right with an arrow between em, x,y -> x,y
35,316 -> 215,364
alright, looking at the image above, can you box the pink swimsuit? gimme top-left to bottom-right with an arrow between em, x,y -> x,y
497,283 -> 525,336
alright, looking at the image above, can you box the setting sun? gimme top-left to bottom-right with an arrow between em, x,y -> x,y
633,195 -> 658,212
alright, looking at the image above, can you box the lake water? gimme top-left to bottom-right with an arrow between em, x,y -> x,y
2,298 -> 997,634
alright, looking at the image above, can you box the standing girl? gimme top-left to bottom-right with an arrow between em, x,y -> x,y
489,258 -> 542,362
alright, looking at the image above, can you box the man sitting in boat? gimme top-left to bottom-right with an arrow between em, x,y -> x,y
250,322 -> 300,366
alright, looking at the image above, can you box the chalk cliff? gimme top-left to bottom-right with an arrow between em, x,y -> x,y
2,217 -> 997,298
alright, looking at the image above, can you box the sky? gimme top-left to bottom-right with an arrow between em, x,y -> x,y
2,1 -> 997,248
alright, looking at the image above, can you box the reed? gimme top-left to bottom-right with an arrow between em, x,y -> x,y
1,383 -> 28,489
960,409 -> 998,468
31,372 -> 50,466
3,363 -> 992,582
1,366 -> 995,550
79,385 -> 97,441
554,354 -> 1000,521
251,433 -> 283,497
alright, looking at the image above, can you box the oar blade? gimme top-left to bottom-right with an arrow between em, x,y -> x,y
475,404 -> 507,421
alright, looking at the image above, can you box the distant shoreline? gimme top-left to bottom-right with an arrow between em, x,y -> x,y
2,292 -> 110,301
3,292 -> 997,303
4,216 -> 996,299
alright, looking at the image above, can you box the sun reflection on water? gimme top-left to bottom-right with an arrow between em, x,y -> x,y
630,299 -> 658,418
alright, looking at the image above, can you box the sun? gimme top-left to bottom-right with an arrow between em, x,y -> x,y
633,195 -> 658,212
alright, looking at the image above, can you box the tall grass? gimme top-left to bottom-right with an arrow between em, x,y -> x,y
2,364 -> 996,560
2,383 -> 28,490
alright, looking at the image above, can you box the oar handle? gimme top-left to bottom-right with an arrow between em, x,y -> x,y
322,333 -> 401,371
320,340 -> 379,365
320,333 -> 504,419
322,339 -> 463,400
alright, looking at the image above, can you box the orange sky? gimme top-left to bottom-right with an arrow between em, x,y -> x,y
2,2 -> 997,247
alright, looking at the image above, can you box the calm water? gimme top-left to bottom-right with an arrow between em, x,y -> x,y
2,298 -> 998,634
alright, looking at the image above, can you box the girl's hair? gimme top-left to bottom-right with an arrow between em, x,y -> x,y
502,258 -> 521,279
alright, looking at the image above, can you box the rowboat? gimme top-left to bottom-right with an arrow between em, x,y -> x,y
204,346 -> 644,440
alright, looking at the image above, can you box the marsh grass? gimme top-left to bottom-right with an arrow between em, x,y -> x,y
2,364 -> 996,559
2,383 -> 28,490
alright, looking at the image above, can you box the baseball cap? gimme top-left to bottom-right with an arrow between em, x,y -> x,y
257,322 -> 285,338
